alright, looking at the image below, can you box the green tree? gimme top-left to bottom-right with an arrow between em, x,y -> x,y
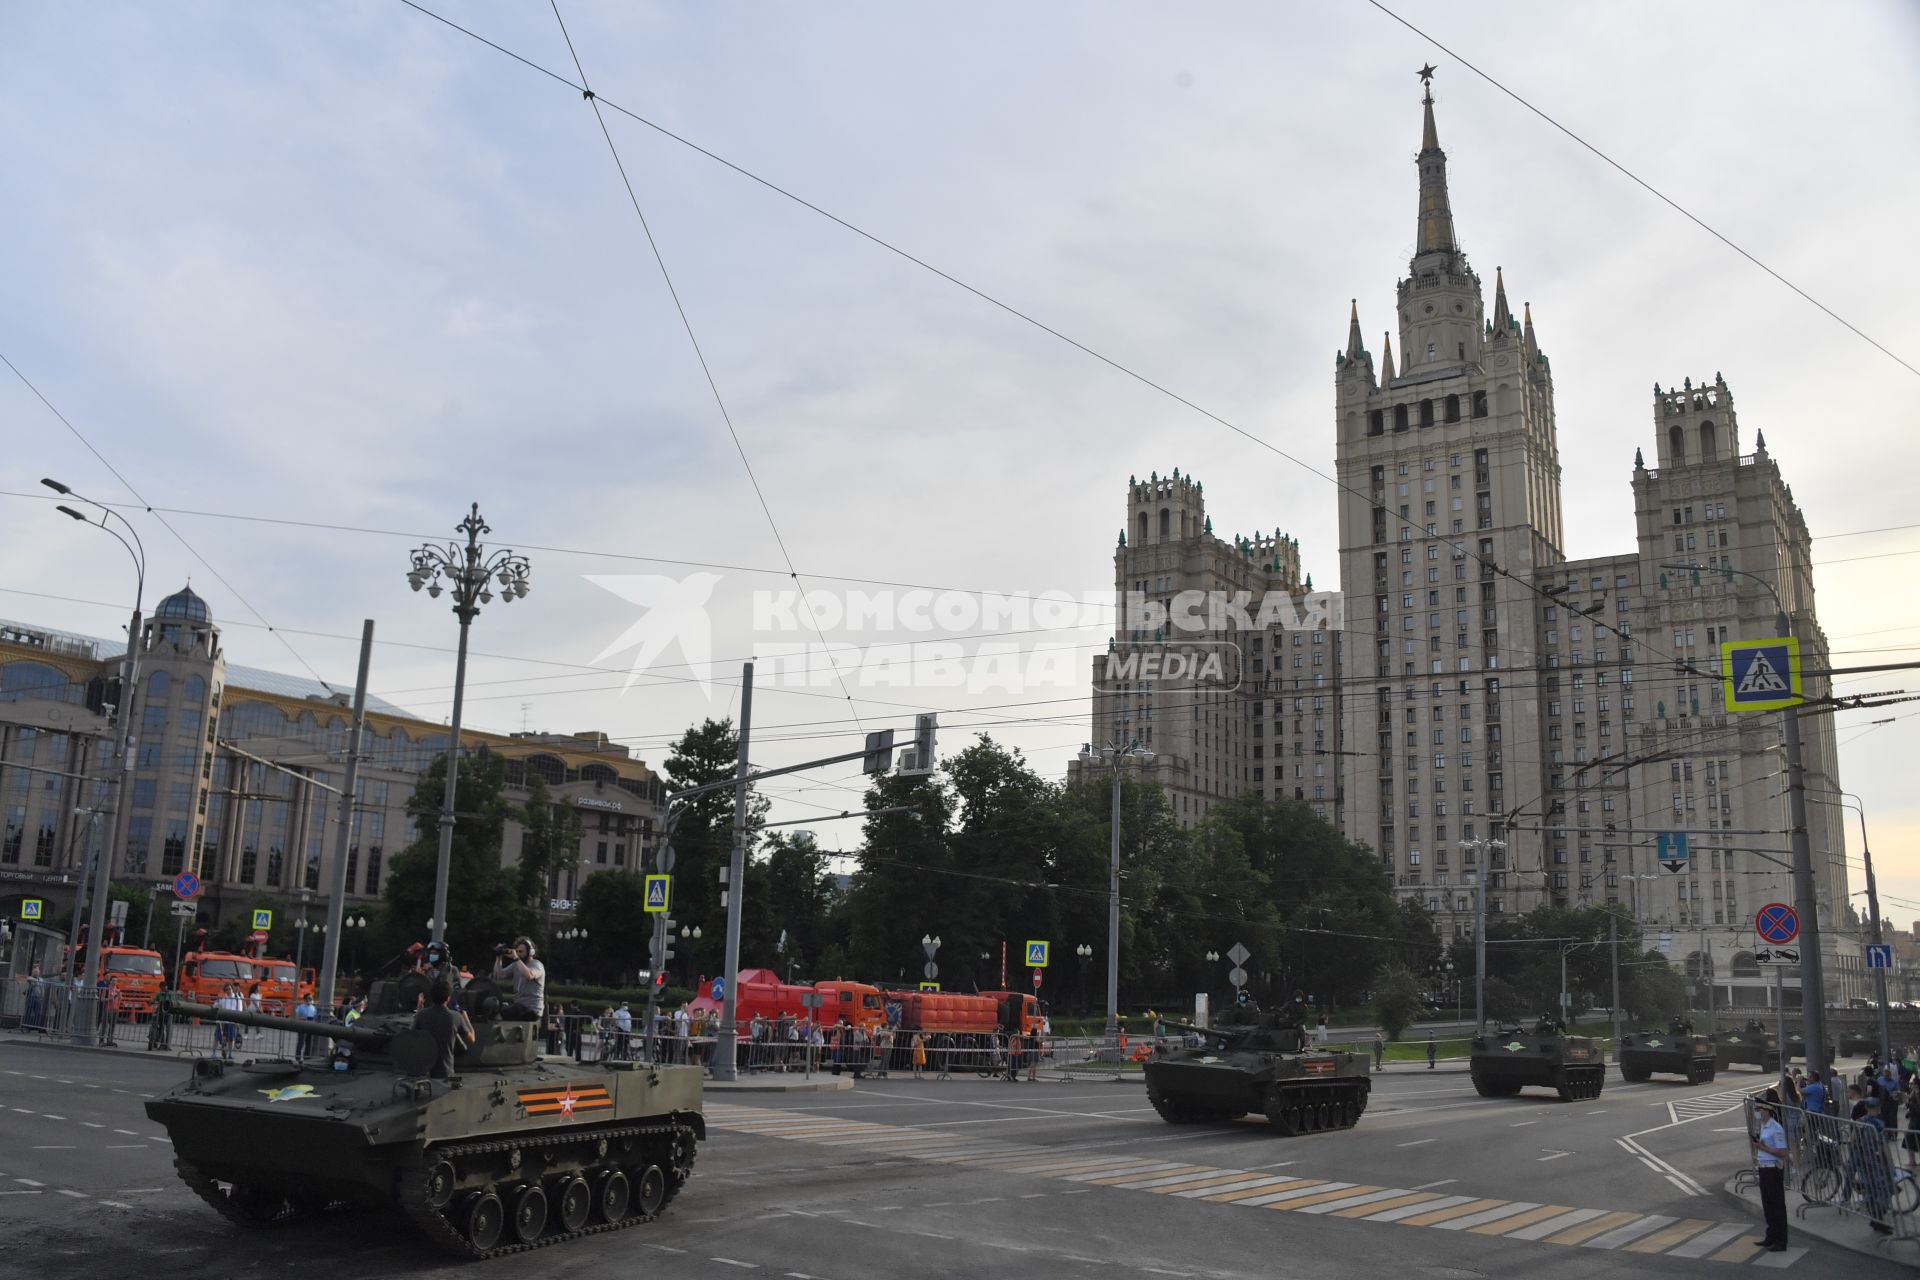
740,829 -> 835,984
1372,962 -> 1425,1040
378,751 -> 530,973
515,775 -> 583,934
574,868 -> 653,986
661,719 -> 765,979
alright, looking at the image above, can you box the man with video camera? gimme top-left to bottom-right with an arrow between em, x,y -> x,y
492,936 -> 546,1021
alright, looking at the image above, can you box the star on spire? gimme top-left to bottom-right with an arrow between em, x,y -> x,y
1418,63 -> 1437,91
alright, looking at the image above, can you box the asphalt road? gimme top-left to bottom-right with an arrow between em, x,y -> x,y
0,1041 -> 1908,1279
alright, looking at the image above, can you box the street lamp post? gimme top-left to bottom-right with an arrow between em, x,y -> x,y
1077,943 -> 1094,1016
1458,837 -> 1505,1032
684,925 -> 702,989
44,478 -> 145,1048
1609,872 -> 1654,1061
1080,741 -> 1154,1039
1811,792 -> 1892,1067
407,504 -> 531,947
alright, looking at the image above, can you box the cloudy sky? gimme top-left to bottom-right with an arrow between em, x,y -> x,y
5,3 -> 1919,917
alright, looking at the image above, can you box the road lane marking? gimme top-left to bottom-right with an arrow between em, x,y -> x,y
1395,1138 -> 1436,1147
1407,1178 -> 1456,1190
1293,1188 -> 1408,1216
99,1201 -> 135,1209
1536,1151 -> 1572,1162
710,1258 -> 757,1269
55,1189 -> 87,1200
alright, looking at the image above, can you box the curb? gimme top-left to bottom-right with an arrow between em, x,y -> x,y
1720,1174 -> 1920,1261
707,1076 -> 855,1093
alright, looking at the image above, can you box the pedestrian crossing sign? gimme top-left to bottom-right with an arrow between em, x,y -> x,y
20,899 -> 41,921
644,875 -> 671,913
919,981 -> 940,992
1025,940 -> 1049,968
1721,636 -> 1800,713
251,908 -> 273,931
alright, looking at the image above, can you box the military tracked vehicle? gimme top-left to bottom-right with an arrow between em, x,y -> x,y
1785,1031 -> 1836,1065
1712,1020 -> 1782,1073
1143,998 -> 1371,1135
144,970 -> 703,1260
1618,1017 -> 1716,1084
1469,1018 -> 1605,1101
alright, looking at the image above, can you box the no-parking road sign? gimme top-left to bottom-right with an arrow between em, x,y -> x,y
1755,903 -> 1799,946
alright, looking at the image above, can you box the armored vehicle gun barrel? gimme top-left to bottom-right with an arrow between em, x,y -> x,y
161,994 -> 395,1050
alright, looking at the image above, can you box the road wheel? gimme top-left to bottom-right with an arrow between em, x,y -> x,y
635,1165 -> 667,1217
425,1160 -> 458,1211
555,1177 -> 592,1233
463,1191 -> 504,1253
595,1169 -> 630,1223
509,1183 -> 546,1244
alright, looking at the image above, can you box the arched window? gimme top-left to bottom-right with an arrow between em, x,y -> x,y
1668,425 -> 1686,463
1393,404 -> 1409,432
1445,394 -> 1461,423
0,661 -> 77,704
1699,420 -> 1718,462
148,670 -> 171,701
1368,409 -> 1384,436
224,701 -> 290,743
580,763 -> 617,785
1419,399 -> 1435,427
1135,512 -> 1148,545
1158,508 -> 1171,540
1730,951 -> 1759,978
183,675 -> 206,706
528,754 -> 567,786
1471,391 -> 1488,418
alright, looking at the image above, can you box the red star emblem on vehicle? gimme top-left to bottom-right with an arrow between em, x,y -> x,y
557,1087 -> 578,1117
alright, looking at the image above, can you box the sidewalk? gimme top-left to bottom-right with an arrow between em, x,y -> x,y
1723,1174 -> 1920,1262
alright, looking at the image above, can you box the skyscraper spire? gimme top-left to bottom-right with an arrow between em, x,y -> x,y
1381,331 -> 1396,382
1414,64 -> 1457,257
1491,266 -> 1511,333
1523,301 -> 1537,358
1346,298 -> 1365,358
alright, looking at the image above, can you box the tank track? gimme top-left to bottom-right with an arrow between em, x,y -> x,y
395,1119 -> 697,1260
1145,1086 -> 1247,1125
1552,1066 -> 1605,1101
172,1158 -> 354,1227
1262,1081 -> 1369,1136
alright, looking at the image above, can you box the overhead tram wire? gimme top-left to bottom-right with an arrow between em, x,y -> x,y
0,354 -> 340,695
543,0 -> 860,728
5,489 -> 1916,599
392,1 -> 1713,690
1365,0 -> 1918,381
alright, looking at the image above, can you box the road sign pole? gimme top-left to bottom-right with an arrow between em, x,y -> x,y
713,661 -> 753,1083
1775,963 -> 1785,1068
319,620 -> 373,1015
1777,613 -> 1830,1087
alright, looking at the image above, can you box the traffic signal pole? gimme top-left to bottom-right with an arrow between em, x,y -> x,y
1778,605 -> 1830,1087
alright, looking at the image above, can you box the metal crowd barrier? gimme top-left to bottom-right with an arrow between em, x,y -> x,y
1743,1094 -> 1920,1246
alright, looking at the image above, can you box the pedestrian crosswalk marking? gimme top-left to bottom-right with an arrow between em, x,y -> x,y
1549,1210 -> 1640,1245
703,1104 -> 1789,1266
1735,652 -> 1787,695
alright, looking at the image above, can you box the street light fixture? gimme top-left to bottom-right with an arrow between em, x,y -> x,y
1080,740 -> 1155,1039
45,477 -> 146,1048
407,504 -> 531,946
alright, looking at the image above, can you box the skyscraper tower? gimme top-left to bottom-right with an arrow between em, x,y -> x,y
1335,70 -> 1566,935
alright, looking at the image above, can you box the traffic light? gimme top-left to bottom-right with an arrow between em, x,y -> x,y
654,971 -> 667,989
862,729 -> 895,775
900,713 -> 938,776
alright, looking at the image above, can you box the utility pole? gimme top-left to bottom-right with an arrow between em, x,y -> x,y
1609,911 -> 1620,1061
713,662 -> 754,1082
1780,656 -> 1830,1086
317,621 -> 373,1012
